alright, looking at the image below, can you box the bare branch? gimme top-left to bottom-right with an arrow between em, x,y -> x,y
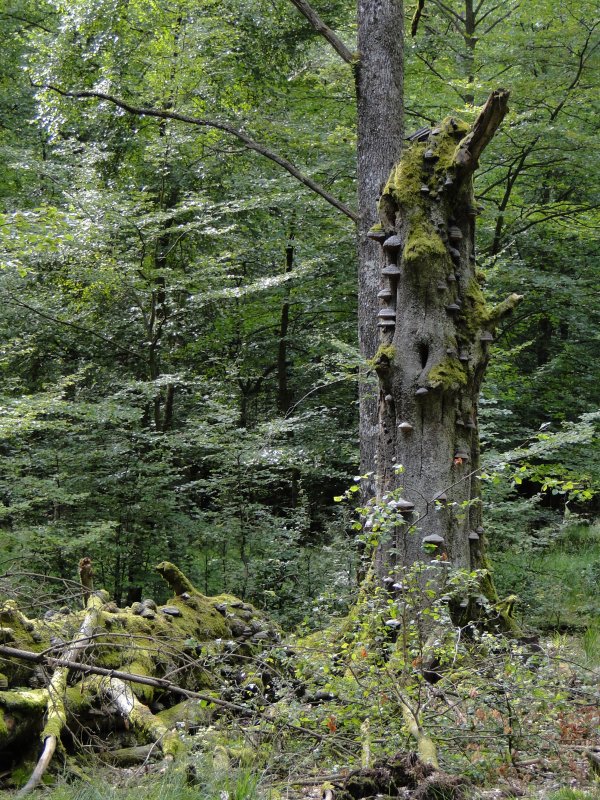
287,0 -> 356,64
43,85 -> 359,223
454,88 -> 510,172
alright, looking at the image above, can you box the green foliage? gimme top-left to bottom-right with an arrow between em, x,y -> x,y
31,760 -> 261,800
492,522 -> 600,636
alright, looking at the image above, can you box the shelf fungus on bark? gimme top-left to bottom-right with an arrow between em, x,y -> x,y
448,246 -> 461,262
420,184 -> 430,195
448,226 -> 463,241
377,287 -> 393,299
454,449 -> 470,461
480,331 -> 494,343
447,272 -> 457,282
446,303 -> 461,314
397,499 -> 415,514
367,227 -> 388,243
433,492 -> 448,504
415,387 -> 429,397
468,531 -> 480,541
465,417 -> 476,429
422,533 -> 445,549
381,264 -> 401,276
378,307 -> 396,319
378,320 -> 395,329
398,421 -> 414,432
458,350 -> 469,362
423,149 -> 438,162
382,234 -> 403,251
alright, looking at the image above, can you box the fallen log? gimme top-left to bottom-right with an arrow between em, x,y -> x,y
0,560 -> 282,786
17,593 -> 104,796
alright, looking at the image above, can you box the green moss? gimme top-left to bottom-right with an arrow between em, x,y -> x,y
432,116 -> 471,175
368,344 -> 396,371
463,277 -> 490,335
157,699 -> 213,730
124,659 -> 154,703
427,357 -> 468,390
64,685 -> 93,714
0,688 -> 48,710
10,764 -> 35,788
162,730 -> 185,758
403,213 -> 446,267
0,708 -> 7,737
380,142 -> 426,210
155,561 -> 197,596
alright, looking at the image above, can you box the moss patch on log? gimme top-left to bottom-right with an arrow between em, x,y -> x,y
403,213 -> 446,268
463,278 -> 490,335
380,142 -> 426,211
369,344 -> 396,373
432,116 -> 471,175
428,357 -> 468,390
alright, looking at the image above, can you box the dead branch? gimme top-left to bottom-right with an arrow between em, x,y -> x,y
411,0 -> 426,36
454,89 -> 510,173
17,593 -> 104,797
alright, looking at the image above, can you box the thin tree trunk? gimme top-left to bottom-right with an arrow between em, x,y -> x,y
356,0 -> 405,497
277,234 -> 295,414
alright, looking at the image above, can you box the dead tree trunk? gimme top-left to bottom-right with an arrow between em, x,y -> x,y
368,90 -> 522,582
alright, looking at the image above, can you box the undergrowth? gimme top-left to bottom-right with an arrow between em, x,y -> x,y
492,521 -> 600,661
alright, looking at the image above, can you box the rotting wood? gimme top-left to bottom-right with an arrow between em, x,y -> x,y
17,593 -> 104,797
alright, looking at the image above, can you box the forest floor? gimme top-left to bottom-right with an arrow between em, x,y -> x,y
2,527 -> 599,799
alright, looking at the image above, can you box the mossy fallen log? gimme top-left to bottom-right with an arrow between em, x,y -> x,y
0,561 -> 281,789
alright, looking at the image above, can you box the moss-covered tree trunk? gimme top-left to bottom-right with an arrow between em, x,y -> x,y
369,90 -> 522,581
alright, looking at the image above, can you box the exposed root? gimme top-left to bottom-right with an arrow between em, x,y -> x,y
91,675 -> 182,760
16,736 -> 56,798
16,593 -> 104,797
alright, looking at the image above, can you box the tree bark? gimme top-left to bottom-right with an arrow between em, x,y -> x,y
356,0 -> 405,497
369,90 -> 521,581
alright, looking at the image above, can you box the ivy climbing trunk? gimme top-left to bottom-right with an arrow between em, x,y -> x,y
369,90 -> 522,581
